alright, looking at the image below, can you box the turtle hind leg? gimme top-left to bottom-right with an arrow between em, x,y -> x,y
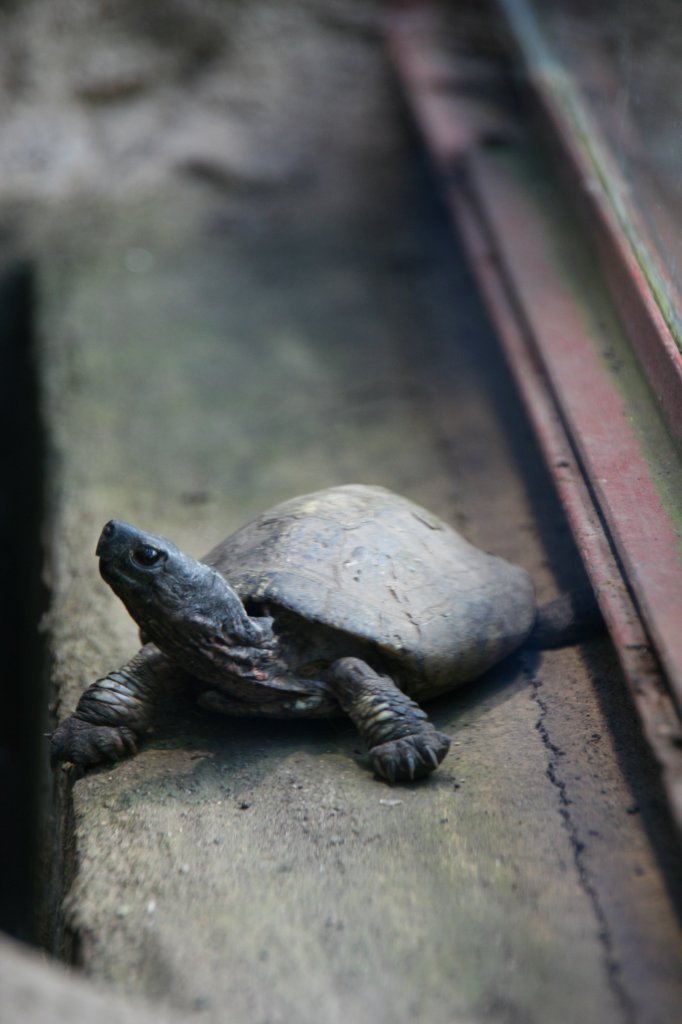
328,657 -> 450,783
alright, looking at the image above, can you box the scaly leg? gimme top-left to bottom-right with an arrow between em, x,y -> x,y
328,657 -> 450,782
50,644 -> 173,769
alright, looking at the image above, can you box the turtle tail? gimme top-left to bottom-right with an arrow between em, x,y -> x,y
527,587 -> 604,650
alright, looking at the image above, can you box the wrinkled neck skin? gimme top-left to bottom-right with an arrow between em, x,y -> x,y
102,554 -> 282,689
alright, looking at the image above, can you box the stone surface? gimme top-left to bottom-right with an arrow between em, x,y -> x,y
36,186 -> 682,1023
0,0 -> 383,198
9,2 -> 682,1023
0,934 -> 182,1024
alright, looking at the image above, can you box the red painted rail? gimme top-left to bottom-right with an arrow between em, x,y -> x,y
386,2 -> 682,830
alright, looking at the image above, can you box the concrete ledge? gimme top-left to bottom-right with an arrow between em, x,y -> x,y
0,935 -> 182,1024
34,178 -> 682,1023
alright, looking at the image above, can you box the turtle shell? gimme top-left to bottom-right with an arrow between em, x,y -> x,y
204,485 -> 536,696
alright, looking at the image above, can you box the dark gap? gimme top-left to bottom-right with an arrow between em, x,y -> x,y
0,254 -> 50,943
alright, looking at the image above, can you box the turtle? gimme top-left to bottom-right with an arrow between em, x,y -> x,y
50,484 -> 598,782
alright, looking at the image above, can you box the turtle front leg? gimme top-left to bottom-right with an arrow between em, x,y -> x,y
328,657 -> 451,783
50,644 -> 172,769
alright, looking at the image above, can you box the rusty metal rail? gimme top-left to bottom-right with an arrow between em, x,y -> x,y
495,0 -> 682,447
386,2 -> 682,831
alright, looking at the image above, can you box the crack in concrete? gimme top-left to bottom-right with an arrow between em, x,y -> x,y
524,655 -> 638,1024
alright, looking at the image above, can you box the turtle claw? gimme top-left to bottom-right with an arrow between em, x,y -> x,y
50,714 -> 138,770
425,747 -> 440,770
369,728 -> 451,783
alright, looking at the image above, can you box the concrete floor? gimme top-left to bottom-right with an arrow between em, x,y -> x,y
31,28 -> 682,1024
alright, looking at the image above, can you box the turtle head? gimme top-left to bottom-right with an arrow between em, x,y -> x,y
96,520 -> 267,658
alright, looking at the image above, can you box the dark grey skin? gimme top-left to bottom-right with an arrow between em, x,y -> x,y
50,486 -> 600,783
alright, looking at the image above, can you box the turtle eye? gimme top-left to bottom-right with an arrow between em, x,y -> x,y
132,545 -> 164,568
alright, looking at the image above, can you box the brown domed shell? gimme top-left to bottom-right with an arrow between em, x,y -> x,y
204,485 -> 536,692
